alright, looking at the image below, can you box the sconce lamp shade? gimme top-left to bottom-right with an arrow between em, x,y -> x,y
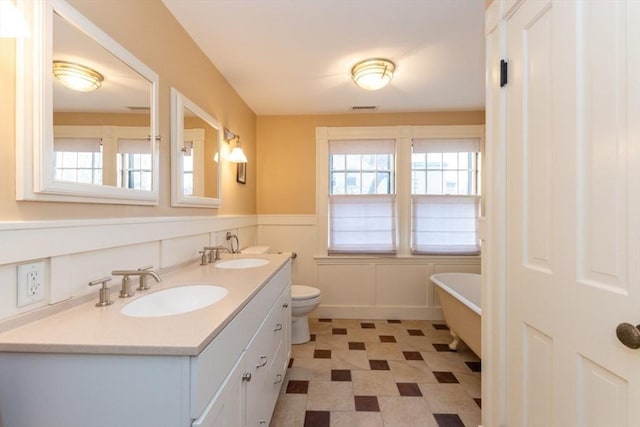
351,58 -> 395,91
0,0 -> 29,38
53,61 -> 104,92
228,146 -> 248,163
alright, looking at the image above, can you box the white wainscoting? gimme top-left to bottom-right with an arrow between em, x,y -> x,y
257,215 -> 481,320
0,215 -> 258,324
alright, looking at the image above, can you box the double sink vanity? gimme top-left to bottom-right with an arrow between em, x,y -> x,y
0,253 -> 292,427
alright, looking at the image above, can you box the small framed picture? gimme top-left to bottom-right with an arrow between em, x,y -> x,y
236,163 -> 246,184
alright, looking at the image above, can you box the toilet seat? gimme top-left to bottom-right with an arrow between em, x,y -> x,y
292,285 -> 320,301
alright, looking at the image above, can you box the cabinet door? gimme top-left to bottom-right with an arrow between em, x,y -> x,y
192,351 -> 246,427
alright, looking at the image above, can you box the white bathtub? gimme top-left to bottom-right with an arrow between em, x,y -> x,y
430,273 -> 481,357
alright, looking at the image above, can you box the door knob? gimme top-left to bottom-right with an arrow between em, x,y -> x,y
242,372 -> 252,382
616,322 -> 640,349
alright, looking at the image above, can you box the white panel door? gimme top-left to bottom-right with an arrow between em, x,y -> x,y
504,1 -> 640,426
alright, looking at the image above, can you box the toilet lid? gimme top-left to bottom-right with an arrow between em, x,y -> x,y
292,285 -> 320,300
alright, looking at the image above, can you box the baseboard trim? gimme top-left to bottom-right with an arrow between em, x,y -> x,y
311,305 -> 444,320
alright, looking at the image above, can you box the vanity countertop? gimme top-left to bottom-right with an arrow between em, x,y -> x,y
0,253 -> 290,356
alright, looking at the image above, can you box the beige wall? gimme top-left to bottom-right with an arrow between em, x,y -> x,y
0,0 -> 256,220
256,111 -> 485,214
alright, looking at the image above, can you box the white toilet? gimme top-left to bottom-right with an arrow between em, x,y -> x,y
241,246 -> 321,345
291,285 -> 321,344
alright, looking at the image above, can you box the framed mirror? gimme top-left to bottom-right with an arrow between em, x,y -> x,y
170,88 -> 221,208
16,0 -> 160,204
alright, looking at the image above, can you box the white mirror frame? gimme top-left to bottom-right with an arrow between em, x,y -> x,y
15,0 -> 160,205
170,88 -> 222,208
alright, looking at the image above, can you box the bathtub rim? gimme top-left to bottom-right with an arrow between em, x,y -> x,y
430,272 -> 481,316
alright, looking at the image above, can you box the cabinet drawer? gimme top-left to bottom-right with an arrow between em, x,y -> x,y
191,262 -> 291,418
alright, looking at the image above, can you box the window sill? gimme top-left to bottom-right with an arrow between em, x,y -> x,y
314,253 -> 481,264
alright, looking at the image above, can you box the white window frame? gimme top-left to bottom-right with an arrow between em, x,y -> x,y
316,125 -> 485,257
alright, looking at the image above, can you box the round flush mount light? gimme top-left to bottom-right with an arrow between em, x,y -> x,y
52,60 -> 104,92
350,58 -> 396,91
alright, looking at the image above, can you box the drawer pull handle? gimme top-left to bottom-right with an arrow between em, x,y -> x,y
274,374 -> 283,384
274,323 -> 283,332
259,421 -> 267,425
257,355 -> 268,368
282,303 -> 289,308
242,372 -> 252,382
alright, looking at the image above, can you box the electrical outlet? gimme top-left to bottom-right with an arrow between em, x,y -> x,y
17,261 -> 46,307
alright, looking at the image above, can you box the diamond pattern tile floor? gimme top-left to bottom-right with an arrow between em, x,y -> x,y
270,318 -> 481,427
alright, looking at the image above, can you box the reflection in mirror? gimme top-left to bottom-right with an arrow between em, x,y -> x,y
52,8 -> 153,191
16,0 -> 159,204
171,88 -> 221,208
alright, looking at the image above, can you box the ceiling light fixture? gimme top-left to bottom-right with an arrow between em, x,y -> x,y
52,60 -> 104,92
224,128 -> 248,163
350,58 -> 395,91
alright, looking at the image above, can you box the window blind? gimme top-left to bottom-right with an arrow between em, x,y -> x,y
329,194 -> 396,254
412,137 -> 480,153
117,138 -> 151,154
411,195 -> 480,255
53,138 -> 101,153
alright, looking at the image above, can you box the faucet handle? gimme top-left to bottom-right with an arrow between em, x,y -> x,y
137,265 -> 154,291
88,276 -> 113,307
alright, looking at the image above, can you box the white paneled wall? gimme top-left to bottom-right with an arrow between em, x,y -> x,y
0,216 -> 258,324
257,215 -> 481,320
0,214 -> 481,326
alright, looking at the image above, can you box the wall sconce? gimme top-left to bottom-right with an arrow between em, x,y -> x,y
0,0 -> 29,38
223,128 -> 247,163
53,60 -> 104,92
351,58 -> 396,91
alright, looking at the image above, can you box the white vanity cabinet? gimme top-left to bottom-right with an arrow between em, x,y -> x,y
193,278 -> 291,427
0,260 -> 291,427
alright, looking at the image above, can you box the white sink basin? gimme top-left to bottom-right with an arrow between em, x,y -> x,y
215,258 -> 269,269
121,284 -> 228,318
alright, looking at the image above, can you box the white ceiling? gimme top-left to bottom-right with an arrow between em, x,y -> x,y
162,0 -> 486,116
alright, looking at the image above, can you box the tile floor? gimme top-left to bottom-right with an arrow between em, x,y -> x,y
270,318 -> 481,427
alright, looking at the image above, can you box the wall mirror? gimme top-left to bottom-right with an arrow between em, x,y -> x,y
170,88 -> 221,208
16,0 -> 160,204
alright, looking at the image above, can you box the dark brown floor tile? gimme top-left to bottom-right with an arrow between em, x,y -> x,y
433,343 -> 454,352
304,410 -> 330,427
433,371 -> 459,384
397,382 -> 423,396
379,335 -> 397,343
361,322 -> 376,329
387,319 -> 402,324
407,329 -> 425,336
354,395 -> 380,412
319,318 -> 332,323
402,351 -> 424,361
369,359 -> 390,370
314,349 -> 332,359
466,361 -> 482,372
331,369 -> 352,381
474,398 -> 482,408
288,358 -> 294,368
432,323 -> 450,330
332,328 -> 347,335
286,380 -> 309,394
349,341 -> 366,350
433,413 -> 465,427
310,334 -> 316,342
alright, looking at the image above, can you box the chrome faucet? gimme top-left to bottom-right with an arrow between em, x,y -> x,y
203,246 -> 232,263
111,268 -> 161,298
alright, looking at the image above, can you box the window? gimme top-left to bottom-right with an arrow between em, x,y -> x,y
53,138 -> 103,185
411,138 -> 481,255
117,138 -> 152,190
316,125 -> 483,257
328,139 -> 396,254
